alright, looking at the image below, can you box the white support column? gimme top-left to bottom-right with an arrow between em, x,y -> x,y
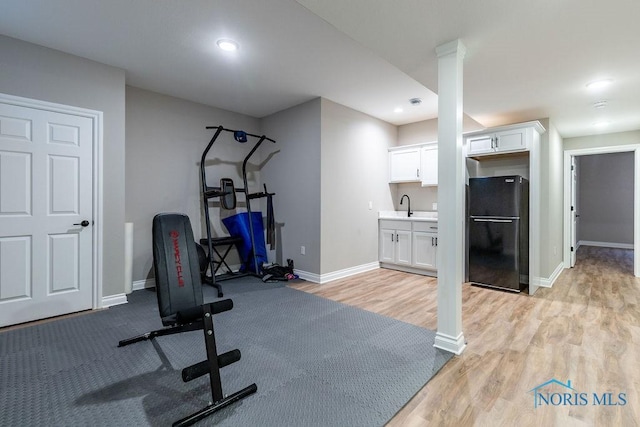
434,39 -> 466,355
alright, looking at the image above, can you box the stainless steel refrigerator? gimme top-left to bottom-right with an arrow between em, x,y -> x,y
468,175 -> 529,292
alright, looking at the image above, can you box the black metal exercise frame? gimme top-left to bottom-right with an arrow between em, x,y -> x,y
200,126 -> 275,296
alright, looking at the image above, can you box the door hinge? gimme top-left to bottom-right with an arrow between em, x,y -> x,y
571,206 -> 574,211
571,246 -> 574,252
571,165 -> 574,171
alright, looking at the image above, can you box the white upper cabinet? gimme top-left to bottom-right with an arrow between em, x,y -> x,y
420,144 -> 438,187
465,121 -> 545,158
466,134 -> 494,156
389,146 -> 421,182
495,128 -> 527,152
389,142 -> 438,184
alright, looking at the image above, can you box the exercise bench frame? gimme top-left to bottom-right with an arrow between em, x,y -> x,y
118,213 -> 256,427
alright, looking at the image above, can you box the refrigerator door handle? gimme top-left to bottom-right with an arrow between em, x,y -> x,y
472,218 -> 514,223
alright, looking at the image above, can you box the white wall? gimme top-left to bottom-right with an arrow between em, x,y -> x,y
577,152 -> 634,245
260,98 -> 322,275
539,119 -> 564,276
320,99 -> 396,275
125,87 -> 261,282
0,35 -> 126,298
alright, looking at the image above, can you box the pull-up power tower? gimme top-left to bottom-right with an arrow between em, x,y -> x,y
200,125 -> 276,296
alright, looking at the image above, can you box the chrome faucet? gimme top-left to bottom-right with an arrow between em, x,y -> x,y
400,194 -> 413,217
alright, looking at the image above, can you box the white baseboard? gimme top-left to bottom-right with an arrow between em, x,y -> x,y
578,240 -> 634,250
294,270 -> 321,283
319,262 -> 380,284
379,263 -> 437,277
537,262 -> 565,288
295,262 -> 380,284
133,278 -> 155,291
102,293 -> 128,308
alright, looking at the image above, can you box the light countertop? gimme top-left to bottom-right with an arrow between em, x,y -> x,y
378,211 -> 438,222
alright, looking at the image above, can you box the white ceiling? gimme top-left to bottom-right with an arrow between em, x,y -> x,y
1,0 -> 639,137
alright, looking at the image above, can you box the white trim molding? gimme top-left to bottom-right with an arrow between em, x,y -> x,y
317,262 -> 380,284
102,293 -> 128,308
434,331 -> 467,355
133,278 -> 156,291
379,263 -> 437,278
294,270 -> 321,283
538,262 -> 565,288
578,240 -> 634,250
295,262 -> 380,284
138,262 -> 378,287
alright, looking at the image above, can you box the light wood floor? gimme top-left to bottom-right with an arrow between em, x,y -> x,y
290,246 -> 640,426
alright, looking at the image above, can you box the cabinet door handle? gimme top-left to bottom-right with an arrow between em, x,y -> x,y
435,237 -> 438,246
391,233 -> 394,242
396,233 -> 399,242
431,237 -> 434,246
417,168 -> 420,178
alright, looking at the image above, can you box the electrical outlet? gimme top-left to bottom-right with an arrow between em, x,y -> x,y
300,246 -> 306,255
368,201 -> 373,210
432,202 -> 438,210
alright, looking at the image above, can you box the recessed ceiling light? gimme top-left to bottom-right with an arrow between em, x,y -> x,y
593,120 -> 611,128
394,107 -> 404,113
586,79 -> 613,90
217,39 -> 239,52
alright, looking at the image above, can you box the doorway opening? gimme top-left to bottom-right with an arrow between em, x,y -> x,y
564,146 -> 640,277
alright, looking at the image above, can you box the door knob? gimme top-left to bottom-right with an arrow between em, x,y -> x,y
74,220 -> 90,227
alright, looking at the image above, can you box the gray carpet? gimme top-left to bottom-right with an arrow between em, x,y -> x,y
0,277 -> 452,426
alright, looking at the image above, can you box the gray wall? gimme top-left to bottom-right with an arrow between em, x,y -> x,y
577,152 -> 634,245
564,130 -> 640,151
260,99 -> 322,275
398,114 -> 483,146
320,99 -> 396,274
396,116 -> 483,212
0,35 -> 126,298
125,87 -> 260,282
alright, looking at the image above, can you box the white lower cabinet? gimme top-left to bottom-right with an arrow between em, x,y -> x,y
412,232 -> 437,269
379,221 -> 412,266
412,221 -> 438,270
379,219 -> 437,274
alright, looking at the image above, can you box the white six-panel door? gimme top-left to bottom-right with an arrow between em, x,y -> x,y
0,102 -> 94,327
